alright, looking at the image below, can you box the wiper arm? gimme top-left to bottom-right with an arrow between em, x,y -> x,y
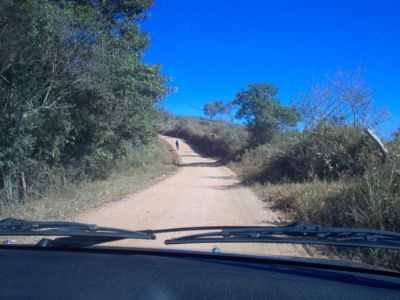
3,219 -> 400,250
163,223 -> 400,250
0,218 -> 155,248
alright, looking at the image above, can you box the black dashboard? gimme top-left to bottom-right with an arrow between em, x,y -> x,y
1,246 -> 399,300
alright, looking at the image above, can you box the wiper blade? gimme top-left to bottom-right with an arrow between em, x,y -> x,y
0,218 -> 155,248
163,223 -> 400,250
4,219 -> 400,250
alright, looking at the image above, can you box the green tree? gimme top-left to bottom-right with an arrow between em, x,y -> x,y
233,83 -> 299,145
0,0 -> 165,201
203,101 -> 226,120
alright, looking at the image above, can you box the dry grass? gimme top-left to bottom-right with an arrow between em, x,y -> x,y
249,178 -> 400,271
0,137 -> 178,221
251,181 -> 345,222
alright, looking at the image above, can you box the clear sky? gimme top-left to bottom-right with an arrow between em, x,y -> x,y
142,0 -> 400,136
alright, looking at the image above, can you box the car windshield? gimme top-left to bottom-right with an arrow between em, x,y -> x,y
1,0 -> 400,272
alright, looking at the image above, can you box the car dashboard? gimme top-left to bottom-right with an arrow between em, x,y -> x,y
1,246 -> 399,300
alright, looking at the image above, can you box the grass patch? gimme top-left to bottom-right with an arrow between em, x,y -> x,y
251,181 -> 346,223
250,178 -> 400,271
0,137 -> 177,220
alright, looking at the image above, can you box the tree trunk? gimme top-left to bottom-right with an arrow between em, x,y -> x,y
21,172 -> 27,200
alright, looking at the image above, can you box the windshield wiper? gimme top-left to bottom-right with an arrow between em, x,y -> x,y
161,223 -> 400,250
0,218 -> 155,248
2,219 -> 400,251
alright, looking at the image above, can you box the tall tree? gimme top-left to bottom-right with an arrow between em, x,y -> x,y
203,101 -> 226,120
233,83 -> 299,145
295,70 -> 388,129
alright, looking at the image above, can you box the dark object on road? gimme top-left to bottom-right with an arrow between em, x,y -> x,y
176,139 -> 180,152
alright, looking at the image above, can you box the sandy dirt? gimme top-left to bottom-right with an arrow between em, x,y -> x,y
77,136 -> 307,257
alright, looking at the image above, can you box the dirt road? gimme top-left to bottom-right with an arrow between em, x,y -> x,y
77,136 -> 306,257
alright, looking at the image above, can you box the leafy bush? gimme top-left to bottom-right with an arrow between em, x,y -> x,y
0,138 -> 178,219
239,125 -> 382,183
0,0 -> 165,204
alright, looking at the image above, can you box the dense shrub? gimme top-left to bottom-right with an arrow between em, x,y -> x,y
0,138 -> 178,219
0,0 -> 165,203
254,140 -> 400,270
239,125 -> 382,183
265,168 -> 400,231
234,133 -> 296,181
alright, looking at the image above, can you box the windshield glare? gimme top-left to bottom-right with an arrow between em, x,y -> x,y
1,0 -> 399,272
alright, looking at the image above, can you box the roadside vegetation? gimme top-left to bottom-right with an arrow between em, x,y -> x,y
165,70 -> 400,270
0,1 -> 174,217
0,138 -> 177,220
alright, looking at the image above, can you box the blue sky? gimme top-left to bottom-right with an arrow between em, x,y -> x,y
142,0 -> 400,136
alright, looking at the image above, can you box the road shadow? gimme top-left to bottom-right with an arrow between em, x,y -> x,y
202,175 -> 236,180
177,161 -> 223,168
179,154 -> 201,158
194,182 -> 242,191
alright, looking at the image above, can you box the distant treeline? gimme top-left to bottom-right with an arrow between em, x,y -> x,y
0,0 -> 165,203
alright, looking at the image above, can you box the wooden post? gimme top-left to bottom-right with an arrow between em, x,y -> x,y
365,129 -> 389,163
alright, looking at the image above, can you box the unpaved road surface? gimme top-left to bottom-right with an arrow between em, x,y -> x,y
77,136 -> 307,257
